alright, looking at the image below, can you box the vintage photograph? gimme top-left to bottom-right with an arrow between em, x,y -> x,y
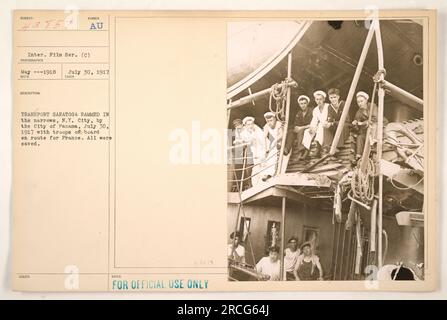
226,19 -> 424,282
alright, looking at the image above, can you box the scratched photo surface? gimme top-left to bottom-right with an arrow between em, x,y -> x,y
226,19 -> 426,282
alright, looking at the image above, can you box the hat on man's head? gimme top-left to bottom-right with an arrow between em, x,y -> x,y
356,91 -> 369,100
263,112 -> 275,119
297,95 -> 310,103
313,90 -> 327,99
230,231 -> 242,240
288,237 -> 298,244
300,241 -> 312,251
232,118 -> 242,126
268,245 -> 280,253
242,116 -> 255,125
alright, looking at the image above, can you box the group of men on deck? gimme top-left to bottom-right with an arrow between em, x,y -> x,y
228,233 -> 324,281
232,111 -> 283,186
284,88 -> 378,162
232,88 -> 379,188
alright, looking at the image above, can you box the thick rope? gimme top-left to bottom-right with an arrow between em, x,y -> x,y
389,173 -> 424,191
268,81 -> 288,175
350,158 -> 376,204
269,82 -> 287,120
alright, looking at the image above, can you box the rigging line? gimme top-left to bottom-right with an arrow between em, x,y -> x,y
231,162 -> 257,267
388,173 -> 424,191
228,150 -> 279,172
228,161 -> 278,183
229,140 -> 280,161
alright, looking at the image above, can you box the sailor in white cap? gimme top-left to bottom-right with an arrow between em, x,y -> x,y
262,112 -> 283,181
356,91 -> 369,101
302,90 -> 330,157
240,116 -> 266,186
242,116 -> 255,126
313,90 -> 327,99
297,95 -> 310,104
351,90 -> 379,161
263,111 -> 275,120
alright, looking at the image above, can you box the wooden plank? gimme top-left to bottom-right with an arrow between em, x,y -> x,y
242,187 -> 276,204
308,163 -> 343,173
239,178 -> 278,202
274,172 -> 332,187
273,186 -> 314,205
229,172 -> 333,204
241,185 -> 314,206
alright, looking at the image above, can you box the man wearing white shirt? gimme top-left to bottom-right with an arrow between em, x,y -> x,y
302,90 -> 330,158
256,246 -> 281,281
240,116 -> 266,186
283,237 -> 300,280
227,232 -> 246,263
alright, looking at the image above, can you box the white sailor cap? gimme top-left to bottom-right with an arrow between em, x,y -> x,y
313,90 -> 327,99
297,95 -> 310,103
356,91 -> 369,100
242,116 -> 255,125
263,112 -> 275,119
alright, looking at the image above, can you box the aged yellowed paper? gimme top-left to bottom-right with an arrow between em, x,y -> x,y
12,10 -> 437,292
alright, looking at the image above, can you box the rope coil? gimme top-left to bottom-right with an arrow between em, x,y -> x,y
350,158 -> 377,204
269,82 -> 287,121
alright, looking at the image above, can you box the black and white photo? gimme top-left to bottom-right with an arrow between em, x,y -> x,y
227,19 -> 425,282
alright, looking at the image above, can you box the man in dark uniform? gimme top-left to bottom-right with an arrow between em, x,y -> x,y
284,95 -> 313,160
351,90 -> 389,165
351,91 -> 378,163
323,88 -> 351,161
324,88 -> 350,147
